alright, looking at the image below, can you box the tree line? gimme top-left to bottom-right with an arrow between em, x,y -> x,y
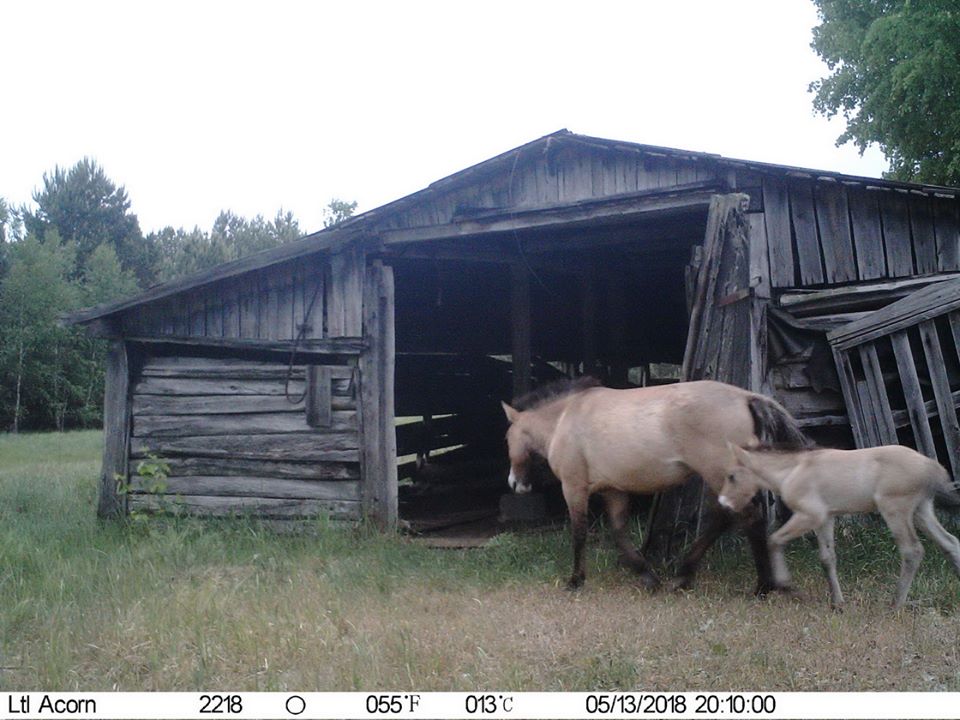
0,158 -> 355,432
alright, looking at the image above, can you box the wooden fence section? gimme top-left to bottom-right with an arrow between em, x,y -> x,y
127,354 -> 363,519
828,279 -> 960,488
763,177 -> 960,289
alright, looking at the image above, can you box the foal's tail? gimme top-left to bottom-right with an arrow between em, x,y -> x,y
928,465 -> 960,507
747,394 -> 813,450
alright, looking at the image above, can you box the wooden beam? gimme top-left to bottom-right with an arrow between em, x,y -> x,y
780,272 -> 960,316
125,334 -> 365,361
99,341 -> 131,520
306,365 -> 333,428
890,330 -> 937,459
918,321 -> 960,477
381,185 -> 718,245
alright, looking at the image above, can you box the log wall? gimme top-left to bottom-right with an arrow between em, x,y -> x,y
127,354 -> 362,519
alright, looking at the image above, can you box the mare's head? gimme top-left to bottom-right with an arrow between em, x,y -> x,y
717,444 -> 764,512
501,376 -> 601,494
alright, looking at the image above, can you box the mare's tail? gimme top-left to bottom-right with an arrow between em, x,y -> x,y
747,394 -> 812,450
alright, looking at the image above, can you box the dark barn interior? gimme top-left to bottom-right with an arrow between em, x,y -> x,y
387,207 -> 709,533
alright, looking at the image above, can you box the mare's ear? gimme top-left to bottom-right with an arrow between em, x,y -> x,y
501,401 -> 520,424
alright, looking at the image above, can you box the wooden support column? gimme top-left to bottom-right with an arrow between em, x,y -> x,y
360,260 -> 397,528
99,340 -> 131,520
511,262 -> 532,399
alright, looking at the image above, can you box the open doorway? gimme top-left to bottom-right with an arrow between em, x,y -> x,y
385,207 -> 709,539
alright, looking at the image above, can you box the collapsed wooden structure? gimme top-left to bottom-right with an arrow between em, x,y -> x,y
68,130 -> 960,529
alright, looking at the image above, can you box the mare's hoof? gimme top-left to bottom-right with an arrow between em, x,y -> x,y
565,576 -> 585,591
638,571 -> 660,592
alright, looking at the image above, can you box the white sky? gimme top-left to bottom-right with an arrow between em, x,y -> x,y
1,0 -> 888,236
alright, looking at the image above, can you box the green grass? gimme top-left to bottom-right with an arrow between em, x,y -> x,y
1,431 -> 959,691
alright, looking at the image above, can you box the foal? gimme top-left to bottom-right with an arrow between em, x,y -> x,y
718,444 -> 960,609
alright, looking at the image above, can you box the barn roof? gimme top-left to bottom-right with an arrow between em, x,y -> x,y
66,129 -> 960,325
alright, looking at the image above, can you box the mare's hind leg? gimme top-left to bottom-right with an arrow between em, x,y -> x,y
740,500 -> 778,597
878,500 -> 924,610
601,490 -> 659,590
915,498 -> 960,578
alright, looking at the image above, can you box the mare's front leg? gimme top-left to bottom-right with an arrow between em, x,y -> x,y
562,484 -> 590,590
601,490 -> 659,590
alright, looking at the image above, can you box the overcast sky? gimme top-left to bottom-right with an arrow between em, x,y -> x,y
2,0 -> 888,236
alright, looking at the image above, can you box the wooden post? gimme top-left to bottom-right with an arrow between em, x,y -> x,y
511,262 -> 532,398
306,365 -> 333,428
99,340 -> 130,520
360,260 -> 398,528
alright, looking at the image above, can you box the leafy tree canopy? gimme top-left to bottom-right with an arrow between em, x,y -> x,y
322,198 -> 358,228
21,158 -> 152,283
810,0 -> 960,185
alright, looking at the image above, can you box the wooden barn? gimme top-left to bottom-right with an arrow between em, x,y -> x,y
68,130 -> 960,530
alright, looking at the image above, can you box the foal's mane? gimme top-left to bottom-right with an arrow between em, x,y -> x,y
511,376 -> 602,411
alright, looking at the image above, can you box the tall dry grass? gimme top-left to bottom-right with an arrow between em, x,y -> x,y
1,431 -> 959,691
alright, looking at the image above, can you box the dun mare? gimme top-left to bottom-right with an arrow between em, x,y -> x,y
502,378 -> 809,593
718,444 -> 960,609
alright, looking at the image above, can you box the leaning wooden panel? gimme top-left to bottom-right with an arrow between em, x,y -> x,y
832,348 -> 870,448
890,330 -> 938,459
858,342 -> 898,444
918,320 -> 960,477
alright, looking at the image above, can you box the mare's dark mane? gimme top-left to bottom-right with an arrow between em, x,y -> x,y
512,376 -> 601,411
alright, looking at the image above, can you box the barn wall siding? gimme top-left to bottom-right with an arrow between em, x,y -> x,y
126,353 -> 362,520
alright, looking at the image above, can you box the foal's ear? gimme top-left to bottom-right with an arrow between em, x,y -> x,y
730,444 -> 752,466
501,401 -> 521,424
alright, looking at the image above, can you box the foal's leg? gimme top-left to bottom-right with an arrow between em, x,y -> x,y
814,516 -> 844,608
562,484 -> 590,590
767,512 -> 822,591
878,501 -> 924,610
601,490 -> 659,590
915,498 -> 960,578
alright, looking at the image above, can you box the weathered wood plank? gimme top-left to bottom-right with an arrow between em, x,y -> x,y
132,410 -> 357,438
130,433 -> 360,462
99,341 -> 130,519
761,176 -> 795,288
934,196 -> 960,272
858,342 -> 898,444
832,348 -> 869,448
135,376 -> 305,396
789,179 -> 824,285
134,394 -> 307,415
128,494 -> 361,520
918,320 -> 960,477
130,475 -> 361,502
814,182 -> 857,283
306,365 -> 333,428
157,457 -> 359,481
890,330 -> 937,459
128,335 -> 364,360
848,186 -> 886,280
910,195 -> 938,274
880,191 -> 914,277
303,257 -> 325,339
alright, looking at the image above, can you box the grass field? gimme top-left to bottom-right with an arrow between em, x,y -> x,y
1,430 -> 960,691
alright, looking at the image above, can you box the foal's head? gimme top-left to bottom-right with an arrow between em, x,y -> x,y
717,444 -> 764,512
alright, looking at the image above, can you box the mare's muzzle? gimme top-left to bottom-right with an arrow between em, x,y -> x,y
508,468 -> 532,494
